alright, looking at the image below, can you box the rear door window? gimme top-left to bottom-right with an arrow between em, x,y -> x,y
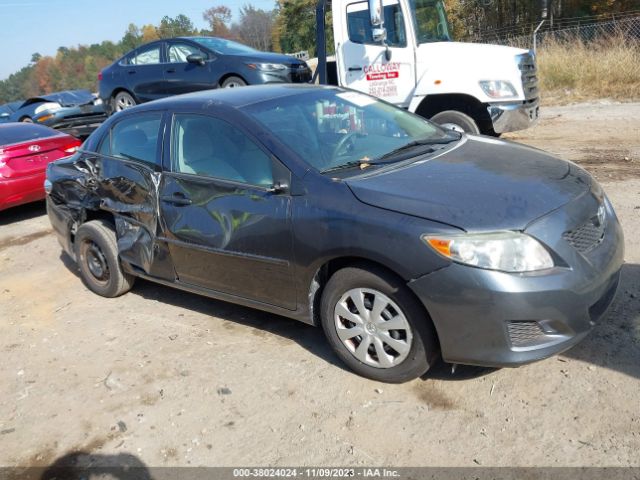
130,44 -> 162,65
100,113 -> 163,166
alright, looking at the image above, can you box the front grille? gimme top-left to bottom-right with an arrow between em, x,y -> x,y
507,321 -> 547,347
564,217 -> 606,255
518,52 -> 539,101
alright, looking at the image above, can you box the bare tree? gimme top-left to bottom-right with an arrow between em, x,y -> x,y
235,5 -> 275,51
203,5 -> 233,38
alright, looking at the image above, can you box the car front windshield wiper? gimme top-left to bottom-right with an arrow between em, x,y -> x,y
374,133 -> 461,162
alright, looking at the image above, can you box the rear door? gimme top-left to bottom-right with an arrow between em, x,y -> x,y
124,42 -> 167,102
91,111 -> 176,279
158,112 -> 297,310
338,0 -> 416,107
164,41 -> 215,96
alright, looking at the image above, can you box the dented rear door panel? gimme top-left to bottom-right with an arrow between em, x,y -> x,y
47,152 -> 177,281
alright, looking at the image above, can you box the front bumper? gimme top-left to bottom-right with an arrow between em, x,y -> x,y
39,111 -> 107,139
488,99 -> 540,134
409,197 -> 624,367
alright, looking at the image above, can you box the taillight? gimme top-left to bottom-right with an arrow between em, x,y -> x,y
98,71 -> 103,81
64,145 -> 79,154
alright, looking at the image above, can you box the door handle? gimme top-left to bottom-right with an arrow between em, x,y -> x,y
348,66 -> 363,72
127,70 -> 136,75
166,68 -> 176,74
161,193 -> 192,206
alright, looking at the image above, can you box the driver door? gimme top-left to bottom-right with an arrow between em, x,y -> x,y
338,0 -> 416,107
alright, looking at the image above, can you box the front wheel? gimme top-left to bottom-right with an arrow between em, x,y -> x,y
320,266 -> 438,383
20,117 -> 33,123
75,220 -> 135,298
430,110 -> 480,135
221,76 -> 247,88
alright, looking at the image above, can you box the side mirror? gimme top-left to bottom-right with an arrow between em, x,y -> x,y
369,0 -> 383,27
187,54 -> 206,66
369,0 -> 387,44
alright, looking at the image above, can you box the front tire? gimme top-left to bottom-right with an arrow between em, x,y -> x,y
320,266 -> 438,383
430,110 -> 480,135
221,76 -> 247,88
75,220 -> 134,298
20,117 -> 33,123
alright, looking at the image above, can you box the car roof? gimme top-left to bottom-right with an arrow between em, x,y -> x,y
131,84 -> 342,111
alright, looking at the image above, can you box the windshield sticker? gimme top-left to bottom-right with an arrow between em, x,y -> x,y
364,63 -> 400,98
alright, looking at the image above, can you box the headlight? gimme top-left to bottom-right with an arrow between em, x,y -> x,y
423,231 -> 554,273
246,62 -> 288,72
479,80 -> 518,99
34,102 -> 62,115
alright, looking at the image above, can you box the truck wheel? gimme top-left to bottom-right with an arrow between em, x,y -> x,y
431,110 -> 480,135
75,220 -> 135,298
221,76 -> 247,88
320,266 -> 439,383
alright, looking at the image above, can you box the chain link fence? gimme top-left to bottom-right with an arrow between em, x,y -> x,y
464,10 -> 640,51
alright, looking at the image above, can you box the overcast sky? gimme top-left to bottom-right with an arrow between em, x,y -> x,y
0,0 -> 276,80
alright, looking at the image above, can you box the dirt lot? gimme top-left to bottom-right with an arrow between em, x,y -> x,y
1,102 -> 639,470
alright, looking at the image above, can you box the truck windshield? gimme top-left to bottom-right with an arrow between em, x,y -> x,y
409,0 -> 452,43
242,88 -> 458,174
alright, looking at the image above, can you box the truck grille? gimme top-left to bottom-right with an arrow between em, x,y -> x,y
507,321 -> 547,347
518,52 -> 539,102
564,219 -> 605,255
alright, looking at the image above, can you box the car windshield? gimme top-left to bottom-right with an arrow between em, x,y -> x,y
192,37 -> 258,55
242,88 -> 459,174
0,123 -> 59,146
409,0 -> 452,43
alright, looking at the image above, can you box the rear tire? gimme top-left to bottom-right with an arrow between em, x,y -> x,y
112,91 -> 137,114
431,110 -> 480,135
75,220 -> 134,298
20,117 -> 33,123
221,76 -> 247,88
320,266 -> 438,383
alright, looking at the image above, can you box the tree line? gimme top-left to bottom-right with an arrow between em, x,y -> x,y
1,0 -> 637,103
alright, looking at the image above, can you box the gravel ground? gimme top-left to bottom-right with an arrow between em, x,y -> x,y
0,102 -> 639,470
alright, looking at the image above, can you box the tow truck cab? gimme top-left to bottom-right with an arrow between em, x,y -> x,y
316,0 -> 540,135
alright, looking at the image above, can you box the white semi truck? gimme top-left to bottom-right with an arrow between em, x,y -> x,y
315,0 -> 540,135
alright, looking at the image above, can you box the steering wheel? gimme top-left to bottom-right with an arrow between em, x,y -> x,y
332,132 -> 359,160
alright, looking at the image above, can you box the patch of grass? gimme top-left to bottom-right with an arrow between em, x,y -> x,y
538,35 -> 640,105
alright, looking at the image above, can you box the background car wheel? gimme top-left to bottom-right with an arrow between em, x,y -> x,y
430,110 -> 480,135
112,91 -> 137,113
20,117 -> 33,123
221,76 -> 247,88
75,220 -> 134,298
320,265 -> 439,383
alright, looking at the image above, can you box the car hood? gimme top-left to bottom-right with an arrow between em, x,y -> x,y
236,51 -> 307,66
345,136 -> 592,232
20,90 -> 96,108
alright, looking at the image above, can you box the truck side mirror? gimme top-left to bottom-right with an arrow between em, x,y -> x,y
369,0 -> 383,27
369,0 -> 387,44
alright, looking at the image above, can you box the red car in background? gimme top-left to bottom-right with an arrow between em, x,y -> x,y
0,123 -> 81,211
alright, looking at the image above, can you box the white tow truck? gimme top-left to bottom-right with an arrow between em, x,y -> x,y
315,0 -> 540,135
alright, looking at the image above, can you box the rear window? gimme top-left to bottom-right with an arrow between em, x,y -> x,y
99,113 -> 162,166
0,123 -> 59,146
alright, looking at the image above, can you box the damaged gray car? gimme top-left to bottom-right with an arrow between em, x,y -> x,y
45,85 -> 623,383
7,90 -> 106,138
